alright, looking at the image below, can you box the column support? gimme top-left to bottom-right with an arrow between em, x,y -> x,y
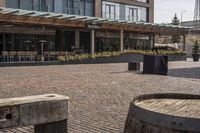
120,30 -> 124,51
3,34 -> 5,51
149,35 -> 155,49
183,35 -> 186,51
75,31 -> 80,49
91,30 -> 95,55
11,34 -> 14,51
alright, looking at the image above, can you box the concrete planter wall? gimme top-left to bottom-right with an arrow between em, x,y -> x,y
0,53 -> 186,67
65,53 -> 186,64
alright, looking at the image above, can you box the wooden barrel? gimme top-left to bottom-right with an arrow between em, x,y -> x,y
124,93 -> 200,133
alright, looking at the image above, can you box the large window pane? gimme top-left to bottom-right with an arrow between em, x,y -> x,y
33,0 -> 40,11
20,0 -> 33,10
85,1 -> 93,16
63,0 -> 73,14
6,0 -> 19,8
126,5 -> 147,22
102,1 -> 119,20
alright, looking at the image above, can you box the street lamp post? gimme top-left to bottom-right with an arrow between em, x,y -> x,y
181,10 -> 186,25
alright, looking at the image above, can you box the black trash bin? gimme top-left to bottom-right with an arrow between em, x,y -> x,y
128,62 -> 140,71
143,55 -> 168,75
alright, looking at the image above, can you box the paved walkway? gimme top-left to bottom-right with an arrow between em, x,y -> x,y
0,61 -> 199,133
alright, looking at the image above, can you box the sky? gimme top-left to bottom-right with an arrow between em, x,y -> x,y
155,0 -> 195,23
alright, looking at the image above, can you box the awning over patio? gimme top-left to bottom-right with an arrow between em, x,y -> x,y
0,7 -> 192,35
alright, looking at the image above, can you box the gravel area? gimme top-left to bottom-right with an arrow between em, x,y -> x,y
0,61 -> 199,133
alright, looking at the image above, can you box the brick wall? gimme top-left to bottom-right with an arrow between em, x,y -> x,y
95,0 -> 102,17
0,0 -> 5,7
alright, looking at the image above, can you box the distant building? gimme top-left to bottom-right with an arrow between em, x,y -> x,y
0,0 -> 190,62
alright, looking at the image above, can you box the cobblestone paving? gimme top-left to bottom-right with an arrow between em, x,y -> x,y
0,61 -> 199,133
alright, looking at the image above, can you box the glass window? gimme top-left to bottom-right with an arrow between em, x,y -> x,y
74,0 -> 94,16
63,0 -> 73,14
137,0 -> 147,3
6,0 -> 20,8
40,0 -> 48,12
33,0 -> 54,12
33,0 -> 40,11
85,1 -> 93,16
126,5 -> 147,22
105,4 -> 115,19
47,0 -> 54,12
20,0 -> 33,10
102,1 -> 119,20
129,8 -> 138,22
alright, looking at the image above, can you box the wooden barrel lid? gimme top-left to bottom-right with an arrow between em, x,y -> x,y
131,93 -> 200,132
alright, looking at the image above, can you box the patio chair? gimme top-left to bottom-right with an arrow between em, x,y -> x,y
25,51 -> 33,61
9,51 -> 17,62
31,52 -> 38,61
2,51 -> 9,62
17,51 -> 26,62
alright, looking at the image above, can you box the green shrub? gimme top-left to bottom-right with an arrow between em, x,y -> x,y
57,50 -> 185,62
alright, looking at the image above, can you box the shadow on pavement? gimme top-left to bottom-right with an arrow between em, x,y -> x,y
168,67 -> 200,79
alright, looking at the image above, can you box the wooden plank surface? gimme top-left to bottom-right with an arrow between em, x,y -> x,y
0,94 -> 68,129
136,98 -> 200,118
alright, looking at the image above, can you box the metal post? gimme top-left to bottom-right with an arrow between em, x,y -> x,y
91,30 -> 95,55
183,35 -> 186,51
75,31 -> 80,49
41,43 -> 44,62
120,30 -> 124,51
149,35 -> 155,49
3,34 -> 5,51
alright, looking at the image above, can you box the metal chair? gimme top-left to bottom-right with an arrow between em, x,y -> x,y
17,51 -> 26,62
2,51 -> 9,62
9,51 -> 17,62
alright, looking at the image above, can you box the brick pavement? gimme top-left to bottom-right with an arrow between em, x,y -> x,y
0,61 -> 199,133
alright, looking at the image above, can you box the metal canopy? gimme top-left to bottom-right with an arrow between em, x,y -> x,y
0,7 -> 193,34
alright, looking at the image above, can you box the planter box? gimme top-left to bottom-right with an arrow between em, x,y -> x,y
192,54 -> 200,62
143,55 -> 168,75
64,54 -> 185,64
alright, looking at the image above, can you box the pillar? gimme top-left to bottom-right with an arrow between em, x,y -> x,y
120,30 -> 124,51
149,35 -> 155,49
183,35 -> 186,51
91,30 -> 95,55
11,34 -> 14,51
75,31 -> 80,49
55,30 -> 65,51
3,34 -> 5,51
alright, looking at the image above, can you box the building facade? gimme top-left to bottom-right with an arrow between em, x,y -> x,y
0,0 -> 154,23
0,0 -> 188,62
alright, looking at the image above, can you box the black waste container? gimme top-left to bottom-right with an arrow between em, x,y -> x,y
143,55 -> 168,75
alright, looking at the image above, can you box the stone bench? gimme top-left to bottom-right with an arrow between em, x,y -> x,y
0,94 -> 68,133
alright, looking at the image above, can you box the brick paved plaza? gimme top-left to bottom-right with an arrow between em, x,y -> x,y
0,61 -> 199,133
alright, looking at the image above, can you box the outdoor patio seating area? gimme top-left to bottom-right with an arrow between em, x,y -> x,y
0,51 -> 80,62
0,61 -> 199,133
